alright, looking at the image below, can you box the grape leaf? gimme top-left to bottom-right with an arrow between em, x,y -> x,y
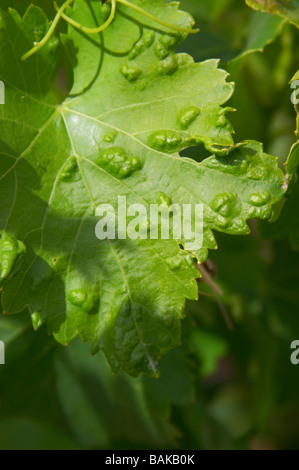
232,11 -> 284,63
0,1 -> 286,376
245,0 -> 299,28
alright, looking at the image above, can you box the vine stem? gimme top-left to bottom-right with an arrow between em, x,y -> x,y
197,263 -> 234,331
21,0 -> 199,61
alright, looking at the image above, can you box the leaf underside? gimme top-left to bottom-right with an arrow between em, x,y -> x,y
0,0 -> 285,376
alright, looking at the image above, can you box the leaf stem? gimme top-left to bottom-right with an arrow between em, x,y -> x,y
197,263 -> 234,331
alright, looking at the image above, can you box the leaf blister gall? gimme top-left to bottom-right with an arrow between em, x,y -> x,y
120,64 -> 143,82
178,107 -> 201,129
166,255 -> 183,270
97,147 -> 143,178
67,289 -> 99,313
210,193 -> 241,218
31,311 -> 44,331
0,232 -> 26,284
60,156 -> 81,182
248,192 -> 271,206
158,55 -> 179,75
153,41 -> 169,59
149,131 -> 182,152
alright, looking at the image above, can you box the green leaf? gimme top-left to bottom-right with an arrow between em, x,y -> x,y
0,231 -> 26,284
61,338 -> 184,446
232,11 -> 284,63
191,328 -> 228,377
0,1 -> 285,376
54,353 -> 109,448
0,317 -> 187,449
245,0 -> 299,28
0,418 -> 77,450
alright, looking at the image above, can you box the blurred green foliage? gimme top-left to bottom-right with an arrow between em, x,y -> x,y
0,0 -> 299,450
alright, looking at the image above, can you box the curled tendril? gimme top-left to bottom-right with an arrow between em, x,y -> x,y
21,0 -> 199,61
54,0 -> 117,34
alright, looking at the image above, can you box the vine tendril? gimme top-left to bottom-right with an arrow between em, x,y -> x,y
117,0 -> 199,34
21,0 -> 74,61
54,0 -> 117,34
21,0 -> 199,61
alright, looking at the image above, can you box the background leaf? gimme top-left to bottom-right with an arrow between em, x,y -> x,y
246,0 -> 299,28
